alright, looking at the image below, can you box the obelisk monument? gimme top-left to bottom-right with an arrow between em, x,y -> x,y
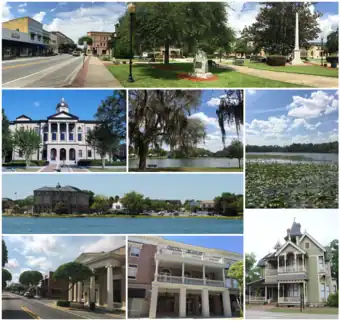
291,12 -> 303,65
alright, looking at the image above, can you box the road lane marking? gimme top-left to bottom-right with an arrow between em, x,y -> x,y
3,57 -> 82,87
3,60 -> 50,70
21,306 -> 41,319
47,304 -> 90,319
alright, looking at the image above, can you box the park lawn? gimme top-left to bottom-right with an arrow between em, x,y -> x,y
87,168 -> 126,172
244,61 -> 338,78
269,307 -> 338,315
129,167 -> 243,172
106,63 -> 302,88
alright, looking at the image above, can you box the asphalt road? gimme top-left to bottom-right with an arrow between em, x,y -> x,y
246,309 -> 338,319
2,55 -> 84,88
2,292 -> 84,319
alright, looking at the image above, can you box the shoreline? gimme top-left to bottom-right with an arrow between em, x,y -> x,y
3,214 -> 243,220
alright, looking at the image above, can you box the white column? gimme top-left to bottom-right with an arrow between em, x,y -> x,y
75,125 -> 78,142
278,282 -> 280,302
179,288 -> 186,318
203,265 -> 206,285
68,282 -> 73,301
182,262 -> 185,284
107,265 -> 114,310
90,275 -> 96,304
222,289 -> 232,317
265,286 -> 267,302
48,122 -> 52,142
294,253 -> 297,271
77,281 -> 82,302
57,123 -> 60,143
284,254 -> 287,272
201,289 -> 209,317
277,256 -> 280,272
292,12 -> 303,65
155,260 -> 159,281
302,255 -> 305,270
222,268 -> 226,286
149,286 -> 158,318
121,266 -> 126,311
73,284 -> 77,302
66,123 -> 69,143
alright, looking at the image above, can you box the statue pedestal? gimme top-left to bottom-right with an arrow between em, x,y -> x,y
291,49 -> 303,65
190,71 -> 214,79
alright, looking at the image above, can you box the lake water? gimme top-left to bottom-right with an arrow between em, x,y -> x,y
3,217 -> 243,234
129,158 -> 242,168
247,152 -> 338,164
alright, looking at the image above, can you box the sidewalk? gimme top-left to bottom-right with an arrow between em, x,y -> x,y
222,63 -> 338,87
80,56 -> 123,88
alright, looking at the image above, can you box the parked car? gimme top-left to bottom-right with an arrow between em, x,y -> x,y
72,51 -> 81,57
26,293 -> 34,298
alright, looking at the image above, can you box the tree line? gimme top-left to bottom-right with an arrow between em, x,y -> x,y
246,142 -> 338,154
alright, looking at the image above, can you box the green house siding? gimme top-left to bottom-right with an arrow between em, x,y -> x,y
307,256 -> 320,303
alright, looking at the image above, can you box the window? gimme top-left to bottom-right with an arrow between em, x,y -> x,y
61,133 -> 65,141
128,289 -> 145,299
130,246 -> 141,257
52,132 -> 57,141
305,242 -> 310,249
319,256 -> 324,269
226,278 -> 232,288
88,150 -> 92,158
326,285 -> 330,299
43,133 -> 48,142
78,133 -> 82,141
320,284 -> 325,299
128,264 -> 138,279
69,133 -> 74,141
19,150 -> 23,157
30,33 -> 35,40
78,150 -> 82,158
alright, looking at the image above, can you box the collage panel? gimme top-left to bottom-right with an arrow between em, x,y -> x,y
2,89 -> 127,173
128,89 -> 244,173
127,235 -> 243,319
244,210 -> 339,319
245,89 -> 338,209
2,235 -> 126,319
2,2 -> 338,89
2,173 -> 243,235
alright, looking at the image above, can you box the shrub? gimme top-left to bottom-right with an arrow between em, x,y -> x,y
267,55 -> 286,66
77,159 -> 126,167
57,300 -> 70,307
2,160 -> 48,167
327,292 -> 338,307
326,56 -> 338,68
101,55 -> 111,61
89,302 -> 96,310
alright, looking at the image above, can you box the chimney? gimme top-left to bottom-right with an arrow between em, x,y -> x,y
287,228 -> 291,240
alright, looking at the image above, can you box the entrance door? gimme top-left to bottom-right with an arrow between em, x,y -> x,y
51,148 -> 57,161
186,298 -> 194,315
60,148 -> 66,161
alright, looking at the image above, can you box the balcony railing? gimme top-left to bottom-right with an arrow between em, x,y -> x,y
156,275 -> 225,288
157,248 -> 224,264
278,265 -> 306,273
278,296 -> 300,303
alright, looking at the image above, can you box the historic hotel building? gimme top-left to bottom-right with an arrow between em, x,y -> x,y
128,236 -> 242,318
9,98 -> 110,165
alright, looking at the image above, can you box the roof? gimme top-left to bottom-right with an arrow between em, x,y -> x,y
299,232 -> 326,252
47,111 -> 79,120
257,253 -> 275,266
284,220 -> 302,240
34,184 -> 86,193
275,240 -> 306,256
16,114 -> 32,120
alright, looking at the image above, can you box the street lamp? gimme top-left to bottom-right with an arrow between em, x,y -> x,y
320,37 -> 324,67
127,3 -> 136,82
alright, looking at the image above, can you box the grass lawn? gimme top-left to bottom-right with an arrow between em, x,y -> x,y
244,61 -> 338,77
129,167 -> 243,172
87,168 -> 126,172
106,62 -> 302,88
14,168 -> 41,172
269,307 -> 339,315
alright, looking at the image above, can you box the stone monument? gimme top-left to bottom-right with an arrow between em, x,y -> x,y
191,49 -> 214,79
291,12 -> 303,65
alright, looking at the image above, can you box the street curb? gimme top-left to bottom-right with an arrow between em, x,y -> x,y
68,56 -> 90,87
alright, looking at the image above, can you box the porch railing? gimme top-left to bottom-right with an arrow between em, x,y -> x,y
156,275 -> 225,288
247,296 -> 265,302
278,265 -> 306,273
278,296 -> 300,303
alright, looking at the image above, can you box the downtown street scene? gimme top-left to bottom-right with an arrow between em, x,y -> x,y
2,236 -> 126,319
2,2 -> 339,88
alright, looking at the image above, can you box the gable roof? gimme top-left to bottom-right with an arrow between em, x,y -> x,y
16,114 -> 32,120
47,111 -> 79,120
34,185 -> 85,192
257,252 -> 275,266
299,232 -> 326,252
275,240 -> 306,256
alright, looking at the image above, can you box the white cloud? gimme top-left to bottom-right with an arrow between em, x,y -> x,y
17,8 -> 26,14
80,236 -> 125,253
247,90 -> 256,95
2,2 -> 13,21
18,3 -> 27,8
32,11 -> 46,23
33,101 -> 40,107
290,118 -> 321,131
247,115 -> 290,135
189,112 -> 218,128
5,258 -> 19,269
245,209 -> 339,264
26,256 -> 53,270
206,97 -> 221,107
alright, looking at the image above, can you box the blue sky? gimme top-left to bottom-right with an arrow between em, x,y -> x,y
3,173 -> 243,201
3,236 -> 125,284
163,236 -> 243,254
246,90 -> 339,146
3,2 -> 338,43
3,90 -> 118,120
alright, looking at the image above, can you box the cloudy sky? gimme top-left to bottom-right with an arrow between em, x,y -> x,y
3,236 -> 126,284
246,89 -> 338,146
245,210 -> 339,263
3,2 -> 337,43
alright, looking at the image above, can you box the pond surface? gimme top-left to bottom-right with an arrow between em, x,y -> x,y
3,217 -> 243,234
247,152 -> 338,163
129,158 -> 242,168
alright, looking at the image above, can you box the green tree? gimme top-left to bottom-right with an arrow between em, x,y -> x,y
91,195 -> 110,214
242,3 -> 321,56
12,128 -> 41,167
234,38 -> 252,56
114,195 -> 120,202
54,202 -> 68,215
2,240 -> 8,268
19,271 -> 43,287
2,109 -> 12,163
83,190 -> 95,207
329,239 -> 338,285
245,253 -> 262,284
53,262 -> 93,298
120,191 -> 145,214
216,90 -> 244,148
228,261 -> 243,316
78,36 -> 93,46
2,269 -> 12,289
129,90 -> 205,170
325,28 -> 338,54
226,139 -> 243,168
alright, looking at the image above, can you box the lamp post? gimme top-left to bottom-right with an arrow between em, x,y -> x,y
320,37 -> 324,67
127,3 -> 136,82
